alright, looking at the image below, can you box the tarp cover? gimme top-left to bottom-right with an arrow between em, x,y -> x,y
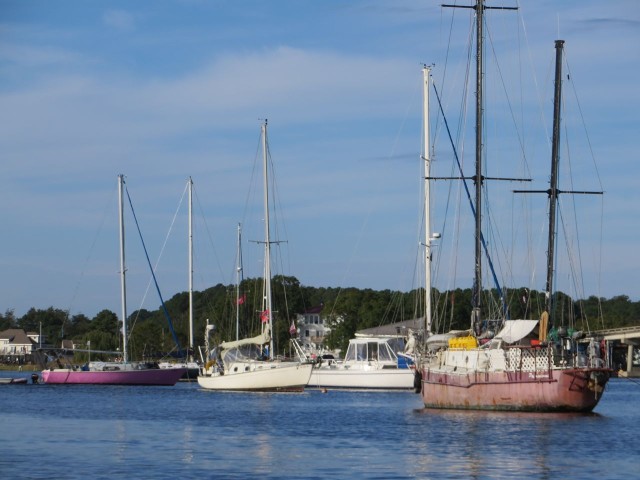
495,319 -> 538,344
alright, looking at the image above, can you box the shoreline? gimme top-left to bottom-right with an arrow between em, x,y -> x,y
0,364 -> 40,372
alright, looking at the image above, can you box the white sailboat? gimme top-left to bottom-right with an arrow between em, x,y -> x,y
197,120 -> 313,392
415,1 -> 611,412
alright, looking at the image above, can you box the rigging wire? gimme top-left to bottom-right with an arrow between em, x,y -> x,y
135,181 -> 188,315
65,185 -> 117,323
123,184 -> 182,355
563,50 -> 606,325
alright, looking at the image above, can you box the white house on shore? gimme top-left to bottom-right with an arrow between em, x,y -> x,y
296,304 -> 341,357
0,328 -> 42,362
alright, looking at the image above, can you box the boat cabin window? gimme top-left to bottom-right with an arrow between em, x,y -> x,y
344,344 -> 354,361
344,339 -> 403,362
222,344 -> 263,363
345,343 -> 371,362
357,343 -> 367,361
367,343 -> 378,361
377,343 -> 395,362
386,337 -> 405,354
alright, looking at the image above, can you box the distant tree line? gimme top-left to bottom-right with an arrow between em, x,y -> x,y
2,276 -> 639,360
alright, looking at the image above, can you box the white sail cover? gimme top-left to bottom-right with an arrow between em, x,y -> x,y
495,320 -> 538,344
220,326 -> 271,351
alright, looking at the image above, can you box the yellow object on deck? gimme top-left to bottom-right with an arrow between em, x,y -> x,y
539,311 -> 549,342
448,336 -> 478,350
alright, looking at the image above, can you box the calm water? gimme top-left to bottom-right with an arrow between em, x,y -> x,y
1,372 -> 638,479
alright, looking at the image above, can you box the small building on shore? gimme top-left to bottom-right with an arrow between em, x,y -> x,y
296,304 -> 337,357
0,328 -> 40,365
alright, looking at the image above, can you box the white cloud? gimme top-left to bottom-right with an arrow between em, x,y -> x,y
103,10 -> 135,31
0,43 -> 82,68
1,0 -> 639,318
0,46 -> 417,173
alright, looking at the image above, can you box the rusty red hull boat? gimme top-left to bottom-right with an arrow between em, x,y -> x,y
420,362 -> 610,412
411,4 -> 613,414
418,341 -> 611,412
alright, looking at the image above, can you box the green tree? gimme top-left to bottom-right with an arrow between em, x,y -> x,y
18,307 -> 68,347
7,279 -> 640,361
68,313 -> 92,338
0,309 -> 17,330
87,310 -> 120,352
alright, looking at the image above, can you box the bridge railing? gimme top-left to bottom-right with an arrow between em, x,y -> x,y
594,326 -> 640,337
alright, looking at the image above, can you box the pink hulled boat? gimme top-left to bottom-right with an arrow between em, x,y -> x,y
41,175 -> 185,386
42,362 -> 185,386
414,4 -> 610,412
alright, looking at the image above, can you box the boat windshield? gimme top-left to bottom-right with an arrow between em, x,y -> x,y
344,339 -> 401,362
385,337 -> 405,355
344,343 -> 361,362
378,342 -> 395,362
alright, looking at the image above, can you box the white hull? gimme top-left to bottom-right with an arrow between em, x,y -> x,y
309,335 -> 415,390
197,361 -> 313,392
308,335 -> 415,389
308,365 -> 414,390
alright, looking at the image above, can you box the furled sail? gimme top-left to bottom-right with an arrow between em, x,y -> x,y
220,324 -> 271,351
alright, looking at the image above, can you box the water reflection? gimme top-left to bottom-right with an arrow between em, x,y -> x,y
114,420 -> 127,465
0,377 -> 636,479
408,406 -> 613,479
181,423 -> 194,464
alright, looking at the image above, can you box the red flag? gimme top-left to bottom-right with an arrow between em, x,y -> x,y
289,321 -> 297,336
261,309 -> 270,323
236,294 -> 246,305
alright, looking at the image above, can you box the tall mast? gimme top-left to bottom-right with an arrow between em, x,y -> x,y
188,177 -> 194,361
443,0 -> 517,331
261,120 -> 274,359
118,174 -> 128,363
545,40 -> 564,320
471,0 -> 484,334
514,39 -> 602,329
235,222 -> 243,341
422,66 -> 433,335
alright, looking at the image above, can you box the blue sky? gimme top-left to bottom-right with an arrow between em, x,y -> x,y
1,0 -> 638,319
